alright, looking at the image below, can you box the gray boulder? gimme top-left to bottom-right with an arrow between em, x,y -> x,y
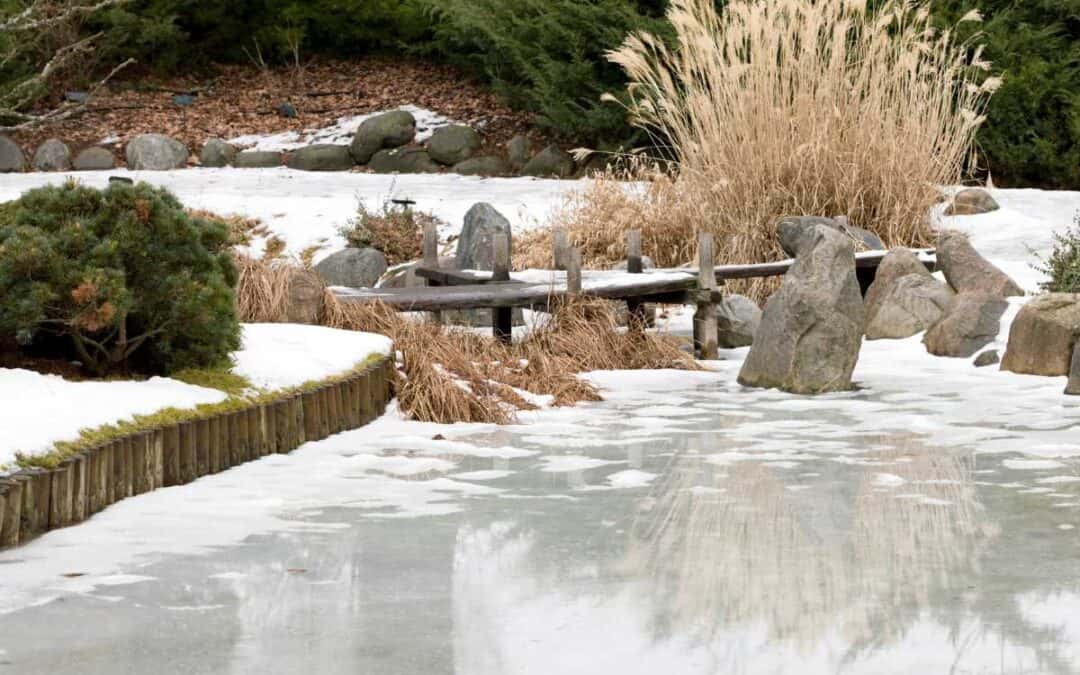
923,292 -> 1008,358
200,139 -> 236,167
350,110 -> 416,164
778,215 -> 885,258
32,138 -> 72,171
315,248 -> 388,288
946,188 -> 999,216
0,135 -> 26,172
974,349 -> 1000,368
507,135 -> 532,170
287,144 -> 354,172
937,229 -> 1024,297
717,294 -> 762,348
521,145 -> 575,178
1067,343 -> 1080,395
453,155 -> 511,177
234,150 -> 283,168
864,248 -> 932,313
456,203 -> 512,271
738,225 -> 865,394
72,147 -> 115,171
125,134 -> 189,170
427,125 -> 481,165
865,274 -> 956,340
368,147 -> 440,174
1001,293 -> 1080,376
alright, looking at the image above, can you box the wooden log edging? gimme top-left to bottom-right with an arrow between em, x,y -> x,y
0,355 -> 395,552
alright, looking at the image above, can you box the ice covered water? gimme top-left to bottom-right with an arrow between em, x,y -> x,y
1,362 -> 1078,675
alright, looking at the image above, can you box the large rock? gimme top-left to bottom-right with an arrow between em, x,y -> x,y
863,248 -> 932,312
507,135 -> 532,170
286,269 -> 325,324
777,215 -> 885,258
1001,293 -> 1080,376
946,188 -> 999,216
717,294 -> 762,348
234,150 -> 282,168
0,135 -> 26,172
287,144 -> 354,171
922,293 -> 1008,358
937,230 -> 1024,297
368,147 -> 440,174
738,225 -> 865,394
32,138 -> 72,171
456,203 -> 512,271
72,147 -> 115,171
315,248 -> 388,288
125,134 -> 189,170
521,145 -> 575,178
865,274 -> 956,340
350,110 -> 416,164
1067,343 -> 1080,395
200,139 -> 236,167
452,155 -> 511,177
427,125 -> 481,165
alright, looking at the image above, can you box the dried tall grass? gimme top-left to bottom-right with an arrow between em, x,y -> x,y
234,253 -> 298,323
521,0 -> 997,300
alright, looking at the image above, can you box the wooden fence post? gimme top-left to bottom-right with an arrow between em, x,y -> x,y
566,248 -> 582,295
247,407 -> 262,458
178,421 -> 197,483
693,233 -> 719,360
195,418 -> 211,476
553,227 -> 570,271
49,463 -> 72,529
67,454 -> 88,524
163,424 -> 181,487
492,233 -> 513,344
150,428 -> 165,490
0,479 -> 21,549
20,470 -> 51,541
625,230 -> 648,331
422,220 -> 443,325
208,417 -> 223,473
115,436 -> 132,501
274,399 -> 290,452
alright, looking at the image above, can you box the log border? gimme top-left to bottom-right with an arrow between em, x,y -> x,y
0,356 -> 395,551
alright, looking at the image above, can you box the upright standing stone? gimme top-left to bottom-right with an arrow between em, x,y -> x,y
738,225 -> 865,394
455,203 -> 512,271
1001,293 -> 1080,376
923,292 -> 1008,358
937,230 -> 1024,297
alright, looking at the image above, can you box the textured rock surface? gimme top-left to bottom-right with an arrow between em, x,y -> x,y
0,135 -> 26,172
368,147 -> 440,174
456,203 -> 512,271
126,134 -> 189,170
350,110 -> 416,164
777,216 -> 885,258
923,293 -> 1008,358
1067,343 -> 1080,395
1001,293 -> 1080,376
863,248 -> 933,313
507,135 -> 532,170
974,349 -> 1000,368
287,144 -> 354,171
946,188 -> 999,216
521,145 -> 575,178
452,155 -> 511,177
937,230 -> 1024,297
717,294 -> 762,348
738,225 -> 865,394
234,151 -> 283,168
314,248 -> 388,288
427,125 -> 481,165
865,274 -> 956,340
72,147 -> 115,171
32,138 -> 72,171
200,139 -> 236,168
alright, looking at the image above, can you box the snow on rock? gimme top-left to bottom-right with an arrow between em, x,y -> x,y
228,105 -> 456,151
0,370 -> 226,470
232,323 -> 392,390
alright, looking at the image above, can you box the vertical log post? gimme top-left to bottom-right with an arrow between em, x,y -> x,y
274,398 -> 290,452
566,248 -> 582,295
130,433 -> 149,495
0,479 -> 22,549
625,230 -> 648,331
49,463 -> 72,529
693,233 -> 719,360
318,387 -> 332,440
68,454 -> 88,524
247,407 -> 262,458
115,436 -> 132,501
178,421 -> 197,483
21,470 -> 51,541
289,395 -> 303,448
163,424 -> 181,487
195,418 -> 211,477
492,233 -> 513,344
422,220 -> 443,325
150,428 -> 165,490
553,227 -> 570,271
208,417 -> 223,473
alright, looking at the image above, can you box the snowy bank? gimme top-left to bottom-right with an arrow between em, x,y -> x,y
0,324 -> 392,468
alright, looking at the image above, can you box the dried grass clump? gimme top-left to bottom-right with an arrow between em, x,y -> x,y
340,200 -> 446,266
528,0 -> 997,301
234,253 -> 301,323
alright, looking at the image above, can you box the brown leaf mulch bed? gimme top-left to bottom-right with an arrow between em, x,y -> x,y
9,57 -> 552,165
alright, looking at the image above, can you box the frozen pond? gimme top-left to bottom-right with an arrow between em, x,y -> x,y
1,357 -> 1078,674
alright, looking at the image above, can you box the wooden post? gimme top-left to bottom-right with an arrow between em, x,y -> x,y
693,233 -> 719,360
625,230 -> 648,331
328,384 -> 342,435
302,392 -> 319,444
195,418 -> 211,476
131,433 -> 150,495
229,411 -> 245,465
21,470 -> 51,541
492,233 -> 513,344
178,421 -> 197,483
49,463 -> 72,529
163,424 -> 181,487
553,227 -> 570,271
289,395 -> 303,447
114,436 -> 132,501
67,454 -> 88,524
274,399 -> 290,452
150,428 -> 165,490
88,443 -> 109,514
318,387 -> 332,440
0,479 -> 22,549
208,417 -> 223,473
358,372 -> 373,426
247,407 -> 262,458
566,248 -> 582,295
422,219 -> 443,325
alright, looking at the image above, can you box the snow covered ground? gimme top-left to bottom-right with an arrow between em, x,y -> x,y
0,324 -> 392,470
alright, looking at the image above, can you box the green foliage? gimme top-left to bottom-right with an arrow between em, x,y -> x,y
1037,215 -> 1080,293
0,181 -> 241,376
170,366 -> 251,396
934,0 -> 1080,188
419,0 -> 669,142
